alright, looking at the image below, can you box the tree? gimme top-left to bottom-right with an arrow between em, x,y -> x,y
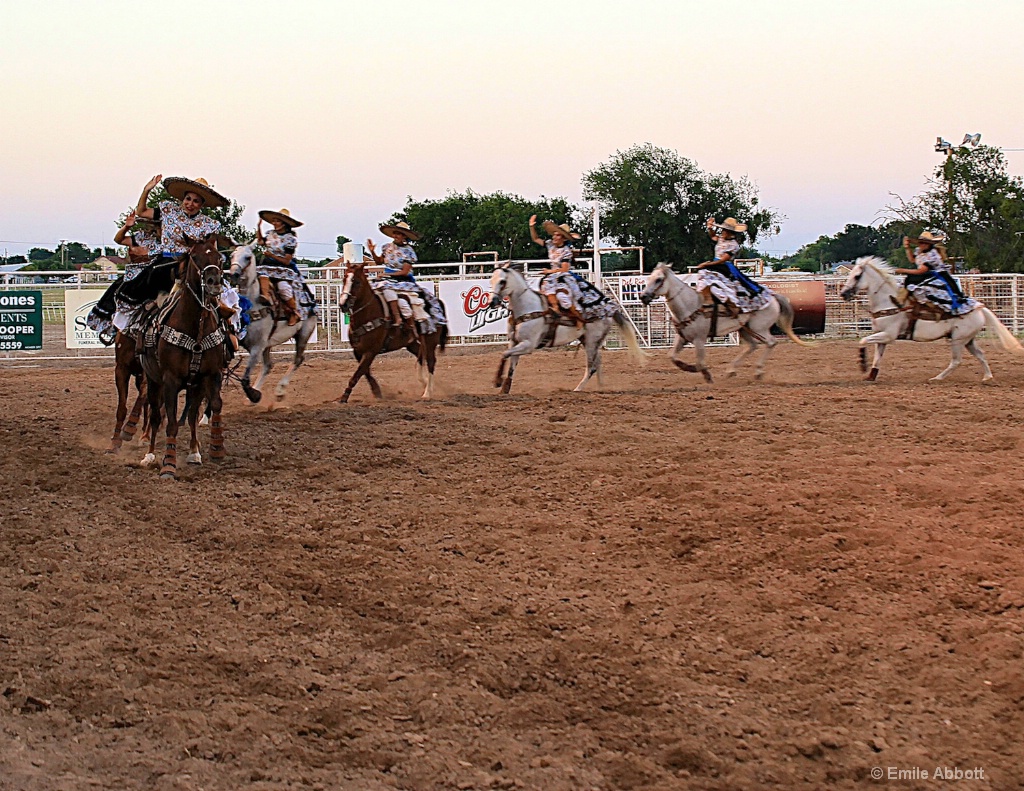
28,248 -> 55,261
778,223 -> 905,272
385,190 -> 587,263
582,143 -> 782,267
887,145 -> 1024,272
3,254 -> 27,266
336,235 -> 352,255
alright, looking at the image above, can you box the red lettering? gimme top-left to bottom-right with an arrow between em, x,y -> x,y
462,286 -> 493,316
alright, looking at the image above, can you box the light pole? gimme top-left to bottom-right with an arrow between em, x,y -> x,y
934,134 -> 981,257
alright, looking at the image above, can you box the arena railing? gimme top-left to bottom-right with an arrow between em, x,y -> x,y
3,268 -> 1023,361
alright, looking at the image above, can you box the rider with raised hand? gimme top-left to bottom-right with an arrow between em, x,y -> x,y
695,217 -> 769,318
895,231 -> 974,314
117,175 -> 227,306
365,221 -> 446,334
530,214 -> 585,327
256,208 -> 306,326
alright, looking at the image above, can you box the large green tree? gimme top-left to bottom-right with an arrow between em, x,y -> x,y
582,143 -> 782,267
779,223 -> 906,272
386,190 -> 586,263
888,145 -> 1024,271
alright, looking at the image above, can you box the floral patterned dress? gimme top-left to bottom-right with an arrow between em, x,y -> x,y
905,248 -> 976,316
695,239 -> 771,313
155,200 -> 221,255
373,243 -> 446,329
257,230 -> 315,318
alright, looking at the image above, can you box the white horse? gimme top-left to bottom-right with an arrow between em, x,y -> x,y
228,245 -> 319,403
839,256 -> 1022,382
639,262 -> 810,382
488,263 -> 645,394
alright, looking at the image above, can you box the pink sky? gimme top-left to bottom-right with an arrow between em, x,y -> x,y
3,0 -> 1022,260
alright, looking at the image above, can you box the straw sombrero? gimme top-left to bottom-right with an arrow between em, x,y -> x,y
259,208 -> 303,228
714,217 -> 748,234
379,221 -> 421,242
542,220 -> 581,240
163,177 -> 227,209
910,230 -> 947,246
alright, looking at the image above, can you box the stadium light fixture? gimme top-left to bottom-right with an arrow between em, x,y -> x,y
960,133 -> 981,148
935,137 -> 952,153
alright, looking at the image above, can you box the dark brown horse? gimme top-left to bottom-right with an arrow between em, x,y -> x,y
106,331 -> 148,454
140,236 -> 227,478
337,261 -> 447,402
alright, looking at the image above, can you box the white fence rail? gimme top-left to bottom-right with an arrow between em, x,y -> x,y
4,268 -> 1024,361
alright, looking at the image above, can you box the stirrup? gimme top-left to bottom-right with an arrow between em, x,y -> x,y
98,327 -> 117,347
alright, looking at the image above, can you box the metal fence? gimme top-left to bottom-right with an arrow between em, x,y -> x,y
4,267 -> 1024,362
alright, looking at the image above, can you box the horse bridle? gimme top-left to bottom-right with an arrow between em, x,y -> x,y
183,246 -> 224,315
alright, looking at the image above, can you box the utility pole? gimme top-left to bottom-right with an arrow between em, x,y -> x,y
592,203 -> 602,287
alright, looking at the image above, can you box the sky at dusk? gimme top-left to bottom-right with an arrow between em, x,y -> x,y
2,0 -> 1023,260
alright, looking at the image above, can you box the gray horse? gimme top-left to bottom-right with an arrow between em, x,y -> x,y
228,245 -> 318,403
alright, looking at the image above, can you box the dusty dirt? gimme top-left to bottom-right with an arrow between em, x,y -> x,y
2,339 -> 1024,790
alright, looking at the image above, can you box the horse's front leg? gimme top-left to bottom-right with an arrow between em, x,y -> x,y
865,343 -> 887,381
692,335 -> 713,383
420,338 -> 437,400
142,378 -> 161,467
160,378 -> 179,478
254,346 -> 274,394
208,381 -> 226,462
861,319 -> 899,381
240,336 -> 264,403
501,355 -> 519,395
339,351 -> 377,403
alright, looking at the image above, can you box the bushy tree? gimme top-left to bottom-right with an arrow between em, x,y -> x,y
385,190 -> 586,263
779,223 -> 905,272
887,145 -> 1024,272
582,143 -> 782,267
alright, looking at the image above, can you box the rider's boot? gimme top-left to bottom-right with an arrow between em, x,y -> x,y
545,294 -> 562,317
387,299 -> 404,329
216,302 -> 235,321
285,297 -> 300,327
700,286 -> 715,310
724,301 -> 741,319
567,305 -> 586,328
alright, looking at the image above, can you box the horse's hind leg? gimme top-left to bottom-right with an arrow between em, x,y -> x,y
159,378 -> 179,478
123,376 -> 146,442
931,339 -> 967,382
573,333 -> 601,392
275,326 -> 311,401
108,362 -> 132,454
209,382 -> 226,462
186,386 -> 203,465
725,331 -> 758,377
966,338 -> 993,381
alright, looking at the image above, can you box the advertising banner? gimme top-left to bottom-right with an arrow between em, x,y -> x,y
64,289 -> 107,348
437,279 -> 510,337
761,279 -> 827,334
0,290 -> 44,351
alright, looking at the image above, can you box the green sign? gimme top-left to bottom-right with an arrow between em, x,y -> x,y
0,290 -> 44,351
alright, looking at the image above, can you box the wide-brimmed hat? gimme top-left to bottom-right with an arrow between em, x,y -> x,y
911,230 -> 947,246
714,217 -> 748,234
379,221 -> 421,241
164,177 -> 228,209
542,220 -> 581,240
259,208 -> 303,228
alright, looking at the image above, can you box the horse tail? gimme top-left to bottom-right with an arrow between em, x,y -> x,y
614,310 -> 647,366
774,293 -> 815,347
981,307 -> 1024,352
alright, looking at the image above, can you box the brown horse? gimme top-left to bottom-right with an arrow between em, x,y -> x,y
140,236 -> 228,478
337,261 -> 447,402
106,331 -> 148,454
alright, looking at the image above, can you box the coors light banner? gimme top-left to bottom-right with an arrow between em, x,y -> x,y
438,279 -> 515,337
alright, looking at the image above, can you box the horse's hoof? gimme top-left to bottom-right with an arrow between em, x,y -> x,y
159,471 -> 176,480
276,391 -> 286,402
928,376 -> 943,383
186,452 -> 202,465
865,369 -> 879,382
210,449 -> 225,462
982,375 -> 994,382
726,370 -> 737,378
701,370 -> 714,384
754,372 -> 765,381
140,453 -> 156,467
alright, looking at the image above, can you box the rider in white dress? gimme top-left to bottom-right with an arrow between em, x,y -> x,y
366,222 -> 446,333
256,208 -> 313,327
694,217 -> 771,317
529,216 -> 586,327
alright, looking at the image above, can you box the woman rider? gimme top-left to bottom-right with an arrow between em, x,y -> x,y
695,217 -> 770,317
117,174 -> 226,305
895,231 -> 976,329
87,209 -> 163,343
365,221 -> 446,333
256,208 -> 307,326
529,215 -> 585,326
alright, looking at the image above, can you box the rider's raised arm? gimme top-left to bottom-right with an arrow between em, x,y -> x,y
365,238 -> 384,265
113,211 -> 137,245
528,215 -> 545,247
135,174 -> 161,220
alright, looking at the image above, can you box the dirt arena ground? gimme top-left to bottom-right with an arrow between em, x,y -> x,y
3,339 -> 1024,790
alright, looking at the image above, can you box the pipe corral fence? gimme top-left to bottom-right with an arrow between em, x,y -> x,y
3,263 -> 1024,362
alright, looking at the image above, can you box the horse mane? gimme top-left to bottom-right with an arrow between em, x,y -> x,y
858,255 -> 898,289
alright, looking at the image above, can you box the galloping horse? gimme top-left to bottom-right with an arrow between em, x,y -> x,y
488,263 -> 645,394
840,256 -> 1022,381
228,244 -> 318,403
337,260 -> 447,402
639,262 -> 809,382
140,236 -> 228,478
106,332 -> 148,454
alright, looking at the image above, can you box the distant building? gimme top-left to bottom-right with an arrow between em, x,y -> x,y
83,255 -> 127,272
